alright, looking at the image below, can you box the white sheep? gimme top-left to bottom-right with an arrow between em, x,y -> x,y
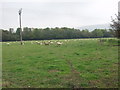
44,42 -> 50,45
50,41 -> 53,44
22,42 -> 25,45
48,41 -> 51,43
40,42 -> 43,45
35,41 -> 40,45
6,43 -> 10,46
57,42 -> 63,45
36,42 -> 41,45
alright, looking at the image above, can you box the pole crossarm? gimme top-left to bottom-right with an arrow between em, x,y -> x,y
19,8 -> 22,15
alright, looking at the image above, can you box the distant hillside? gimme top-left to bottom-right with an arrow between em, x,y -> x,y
78,24 -> 111,31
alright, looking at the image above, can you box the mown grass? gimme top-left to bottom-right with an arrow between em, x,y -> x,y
2,38 -> 118,88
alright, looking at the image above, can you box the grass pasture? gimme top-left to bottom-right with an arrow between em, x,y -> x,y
2,38 -> 118,88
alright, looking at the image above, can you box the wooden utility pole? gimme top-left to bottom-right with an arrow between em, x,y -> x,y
118,2 -> 120,21
118,2 -> 120,38
19,8 -> 23,45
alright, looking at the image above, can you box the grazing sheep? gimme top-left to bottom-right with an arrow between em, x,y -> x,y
39,42 -> 42,45
35,41 -> 38,43
44,42 -> 50,45
37,42 -> 41,45
57,42 -> 63,46
35,41 -> 40,45
50,41 -> 53,44
6,43 -> 10,46
48,41 -> 51,43
22,42 -> 25,45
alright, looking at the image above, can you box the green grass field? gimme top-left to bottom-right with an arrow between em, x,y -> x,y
2,38 -> 119,88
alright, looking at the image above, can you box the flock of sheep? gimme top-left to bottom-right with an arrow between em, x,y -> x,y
35,41 -> 63,46
4,39 -> 81,46
4,38 -> 105,46
4,40 -> 67,46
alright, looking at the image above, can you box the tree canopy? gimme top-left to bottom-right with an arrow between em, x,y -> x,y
110,12 -> 120,38
1,27 -> 114,41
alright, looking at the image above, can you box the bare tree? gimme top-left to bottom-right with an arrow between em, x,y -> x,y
19,8 -> 23,45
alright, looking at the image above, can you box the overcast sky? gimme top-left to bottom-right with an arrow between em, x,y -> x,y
0,0 -> 119,30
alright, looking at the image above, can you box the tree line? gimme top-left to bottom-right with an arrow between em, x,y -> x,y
1,27 -> 116,41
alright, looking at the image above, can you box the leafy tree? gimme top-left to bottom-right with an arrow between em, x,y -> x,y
9,28 -> 14,34
110,12 -> 120,38
81,29 -> 90,38
2,30 -> 10,41
91,29 -> 104,38
16,28 -> 21,35
23,27 -> 33,40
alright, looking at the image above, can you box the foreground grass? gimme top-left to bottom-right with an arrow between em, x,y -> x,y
2,38 -> 118,88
